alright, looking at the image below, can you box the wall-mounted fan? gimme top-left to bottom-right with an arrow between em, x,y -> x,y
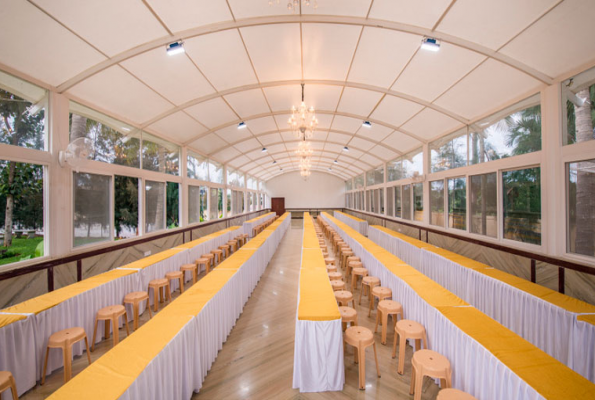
58,137 -> 94,171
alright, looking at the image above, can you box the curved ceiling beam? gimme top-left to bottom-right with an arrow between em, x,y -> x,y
235,149 -> 369,171
56,15 -> 553,94
263,168 -> 349,182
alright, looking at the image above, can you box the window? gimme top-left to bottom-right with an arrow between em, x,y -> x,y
379,189 -> 384,214
563,67 -> 595,145
114,176 -> 138,239
145,180 -> 165,233
69,102 -> 140,168
430,180 -> 445,227
448,177 -> 466,230
413,183 -> 423,222
470,95 -> 541,164
470,173 -> 497,238
502,167 -> 541,245
188,186 -> 201,224
346,179 -> 353,191
166,182 -> 179,229
402,185 -> 411,220
394,187 -> 401,218
187,152 -> 208,181
200,186 -> 208,221
217,188 -> 223,218
209,160 -> 223,184
567,159 -> 595,257
0,70 -> 47,151
366,167 -> 384,186
387,187 -> 394,216
0,160 -> 44,264
355,174 -> 364,189
142,133 -> 179,175
74,172 -> 111,247
209,188 -> 218,220
227,189 -> 232,216
430,128 -> 467,172
387,160 -> 403,182
388,148 -> 424,182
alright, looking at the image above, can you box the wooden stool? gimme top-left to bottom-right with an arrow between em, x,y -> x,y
374,300 -> 403,345
181,263 -> 198,283
359,276 -> 380,305
393,319 -> 428,374
347,256 -> 361,265
41,327 -> 91,384
228,240 -> 239,252
123,291 -> 152,331
201,253 -> 215,269
339,306 -> 357,331
346,260 -> 361,283
410,350 -> 452,400
325,257 -> 336,266
344,326 -> 381,390
326,264 -> 337,273
219,244 -> 230,259
322,251 -> 329,258
330,280 -> 346,291
351,267 -> 368,292
148,278 -> 171,312
240,234 -> 249,246
0,371 -> 18,399
437,388 -> 477,400
211,249 -> 223,266
91,305 -> 130,350
328,272 -> 343,281
165,270 -> 184,294
369,286 -> 392,317
320,244 -> 328,253
335,290 -> 354,307
341,250 -> 354,271
196,257 -> 210,275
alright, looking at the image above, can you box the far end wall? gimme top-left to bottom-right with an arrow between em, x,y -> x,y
266,171 -> 345,208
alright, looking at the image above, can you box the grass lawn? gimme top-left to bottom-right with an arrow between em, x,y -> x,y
0,237 -> 43,266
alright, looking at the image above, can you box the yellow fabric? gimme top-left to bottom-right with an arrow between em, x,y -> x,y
372,225 -> 436,249
121,248 -> 184,270
439,306 -> 595,400
578,314 -> 595,325
220,249 -> 255,270
334,210 -> 365,222
174,226 -> 239,250
245,212 -> 275,223
1,269 -> 137,315
0,313 -> 26,329
301,248 -> 327,270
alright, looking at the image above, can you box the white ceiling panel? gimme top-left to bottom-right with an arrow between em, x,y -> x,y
33,0 -> 167,57
342,148 -> 364,158
331,116 -> 364,133
401,108 -> 463,141
302,23 -> 362,81
148,111 -> 206,143
0,1 -> 106,87
368,0 -> 452,29
190,133 -> 227,154
315,114 -> 334,130
500,0 -> 595,78
245,148 -> 267,160
327,132 -> 352,144
434,59 -> 542,120
224,89 -> 270,118
240,24 -> 301,82
145,0 -> 232,33
437,0 -> 558,50
212,146 -> 242,162
228,0 -> 294,19
280,130 -> 297,142
324,143 -> 345,154
348,136 -> 376,151
360,153 -> 383,167
259,132 -> 283,145
121,48 -> 214,106
228,155 -> 250,168
307,85 -> 343,111
274,114 -> 292,129
216,124 -> 252,144
267,143 -> 288,154
356,123 -> 393,142
184,98 -> 238,129
302,0 -> 372,17
263,85 -> 301,112
309,142 -> 326,150
369,145 -> 398,161
348,28 -> 421,88
234,138 -> 261,153
337,87 -> 383,117
382,131 -> 422,153
184,30 -> 257,91
392,42 -> 486,102
370,95 -> 424,127
246,116 -> 278,135
68,66 -> 172,124
283,141 -> 299,151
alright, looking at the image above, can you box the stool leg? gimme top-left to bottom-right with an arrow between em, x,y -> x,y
179,276 -> 184,293
123,311 -> 130,336
166,283 -> 171,302
193,268 -> 197,283
351,273 -> 356,292
84,336 -> 91,365
358,346 -> 366,390
41,347 -> 50,385
415,339 -> 421,351
373,342 -> 381,377
413,369 -> 423,400
146,299 -> 153,319
381,311 -> 389,345
423,332 -> 428,350
374,309 -> 381,333
159,287 -> 164,303
9,374 -> 18,399
112,316 -> 119,347
132,302 -> 139,331
368,295 -> 374,317
63,345 -> 72,383
91,316 -> 99,351
409,363 -> 416,395
392,331 -> 398,358
397,333 -> 406,374
358,285 -> 364,305
104,318 -> 110,341
153,287 -> 159,312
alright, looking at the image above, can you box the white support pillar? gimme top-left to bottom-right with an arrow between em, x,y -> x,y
180,146 -> 188,227
422,142 -> 430,226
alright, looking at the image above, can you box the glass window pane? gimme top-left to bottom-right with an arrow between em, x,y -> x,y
345,180 -> 353,191
387,187 -> 394,216
187,152 -> 208,181
227,189 -> 232,215
395,187 -> 401,218
188,185 -> 201,224
470,173 -> 498,237
402,185 -> 411,220
564,67 -> 595,145
0,160 -> 44,263
200,186 -> 208,221
413,183 -> 423,222
114,176 -> 138,239
379,188 -> 384,214
567,159 -> 595,257
448,177 -> 466,230
218,188 -> 223,218
145,180 -> 165,233
503,167 -> 541,245
166,182 -> 178,229
430,180 -> 444,227
355,174 -> 364,189
387,160 -> 403,182
209,160 -> 223,184
209,188 -> 218,220
74,172 -> 111,247
142,133 -> 179,175
430,128 -> 467,172
0,71 -> 47,151
395,148 -> 424,179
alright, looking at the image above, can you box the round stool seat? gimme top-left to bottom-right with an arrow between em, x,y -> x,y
195,257 -> 210,274
165,270 -> 183,279
369,286 -> 392,316
328,272 -> 343,281
335,290 -> 354,307
123,291 -> 151,331
379,300 -> 402,314
344,326 -> 374,348
411,350 -> 452,400
437,388 -> 477,400
375,300 -> 403,344
339,306 -> 358,331
326,265 -> 337,273
42,327 -> 91,385
351,267 -> 368,292
325,257 -> 336,266
219,245 -> 230,258
330,280 -> 345,291
201,254 -> 215,266
0,371 -> 17,400
148,278 -> 171,312
347,256 -> 361,264
124,291 -> 148,303
349,261 -> 363,269
396,319 -> 425,337
362,276 -> 380,286
48,327 -> 86,347
96,305 -> 125,319
344,326 -> 381,390
393,319 -> 429,375
92,305 -> 130,351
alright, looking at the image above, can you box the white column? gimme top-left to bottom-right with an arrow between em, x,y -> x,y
422,142 -> 430,225
180,146 -> 188,227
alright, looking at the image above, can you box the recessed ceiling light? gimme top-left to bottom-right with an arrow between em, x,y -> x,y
272,160 -> 276,164
343,146 -> 349,152
280,167 -> 283,171
262,147 -> 267,152
238,122 -> 247,129
362,121 -> 372,128
421,37 -> 440,52
328,167 -> 332,171
166,40 -> 185,56
334,160 -> 338,164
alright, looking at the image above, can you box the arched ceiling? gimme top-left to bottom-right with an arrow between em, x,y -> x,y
2,0 -> 595,181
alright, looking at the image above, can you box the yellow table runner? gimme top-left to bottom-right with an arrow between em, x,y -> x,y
174,226 -> 239,250
578,314 -> 595,325
334,210 -> 365,222
372,225 -> 436,249
1,269 -> 137,315
245,211 -> 275,224
0,313 -> 27,329
439,306 -> 595,399
120,248 -> 184,270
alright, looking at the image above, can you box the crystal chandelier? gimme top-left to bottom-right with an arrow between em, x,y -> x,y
299,157 -> 312,169
295,140 -> 313,157
300,168 -> 311,179
288,84 -> 318,140
268,0 -> 318,13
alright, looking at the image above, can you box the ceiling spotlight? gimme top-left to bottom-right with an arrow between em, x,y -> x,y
272,160 -> 277,164
280,167 -> 283,171
238,122 -> 247,129
262,147 -> 267,152
334,160 -> 338,164
421,37 -> 440,52
362,121 -> 372,128
328,167 -> 332,171
166,40 -> 185,56
343,146 -> 349,152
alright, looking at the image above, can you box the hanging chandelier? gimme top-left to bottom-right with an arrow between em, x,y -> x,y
299,157 -> 312,170
295,140 -> 313,157
288,84 -> 318,140
300,168 -> 311,178
268,0 -> 318,13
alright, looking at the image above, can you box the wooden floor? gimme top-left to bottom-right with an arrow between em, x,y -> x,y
21,218 -> 441,399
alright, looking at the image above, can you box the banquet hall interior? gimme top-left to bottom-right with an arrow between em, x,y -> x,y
1,1 -> 595,399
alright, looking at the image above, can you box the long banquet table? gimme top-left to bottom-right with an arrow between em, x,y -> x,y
334,210 -> 368,236
322,213 -> 595,400
369,225 -> 595,383
47,213 -> 291,400
243,211 -> 276,237
292,213 -> 344,393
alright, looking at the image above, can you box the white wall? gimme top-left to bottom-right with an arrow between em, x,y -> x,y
266,171 -> 345,208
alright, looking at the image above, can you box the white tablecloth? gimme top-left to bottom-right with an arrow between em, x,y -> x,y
573,318 -> 595,383
335,211 -> 368,236
0,314 -> 36,399
368,226 -> 423,266
243,213 -> 275,237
